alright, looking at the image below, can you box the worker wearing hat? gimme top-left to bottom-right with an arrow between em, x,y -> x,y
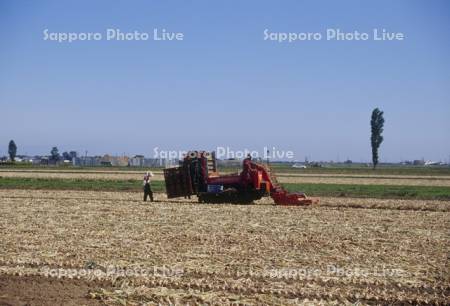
143,171 -> 154,202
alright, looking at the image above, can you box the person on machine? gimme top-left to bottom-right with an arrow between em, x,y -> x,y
143,171 -> 154,202
245,153 -> 252,162
243,153 -> 254,170
241,153 -> 257,188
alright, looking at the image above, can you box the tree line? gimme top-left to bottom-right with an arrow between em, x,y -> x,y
7,141 -> 76,162
6,108 -> 384,167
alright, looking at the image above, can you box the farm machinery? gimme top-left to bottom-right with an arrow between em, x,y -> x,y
163,151 -> 319,205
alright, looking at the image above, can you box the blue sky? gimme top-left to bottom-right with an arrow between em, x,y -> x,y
1,0 -> 449,162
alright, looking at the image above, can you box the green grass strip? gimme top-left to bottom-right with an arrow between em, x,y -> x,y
0,177 -> 165,192
1,177 -> 449,200
283,183 -> 450,201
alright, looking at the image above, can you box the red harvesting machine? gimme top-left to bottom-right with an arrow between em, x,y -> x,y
164,151 -> 319,205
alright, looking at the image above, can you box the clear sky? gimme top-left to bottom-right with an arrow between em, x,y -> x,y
1,0 -> 449,162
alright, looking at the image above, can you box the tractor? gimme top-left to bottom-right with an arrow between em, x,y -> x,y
163,151 -> 319,205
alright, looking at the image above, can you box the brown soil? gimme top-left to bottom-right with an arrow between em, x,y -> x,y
1,189 -> 449,305
0,274 -> 110,306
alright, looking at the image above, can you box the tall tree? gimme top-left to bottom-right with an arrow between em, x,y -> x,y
50,146 -> 60,161
62,151 -> 72,161
8,140 -> 17,162
69,151 -> 77,160
371,108 -> 385,169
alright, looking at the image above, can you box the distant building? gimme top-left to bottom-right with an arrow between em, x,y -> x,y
145,158 -> 168,167
129,155 -> 168,167
129,155 -> 145,167
40,157 -> 49,165
72,156 -> 102,166
100,155 -> 129,167
425,160 -> 442,166
413,159 -> 425,166
71,154 -> 173,167
292,163 -> 307,169
69,151 -> 77,160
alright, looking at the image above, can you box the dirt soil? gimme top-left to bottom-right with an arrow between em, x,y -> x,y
0,189 -> 449,305
0,274 -> 111,306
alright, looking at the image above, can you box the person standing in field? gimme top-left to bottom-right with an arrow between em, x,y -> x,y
143,171 -> 154,202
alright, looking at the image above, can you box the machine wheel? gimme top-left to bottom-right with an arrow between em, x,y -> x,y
196,188 -> 262,205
